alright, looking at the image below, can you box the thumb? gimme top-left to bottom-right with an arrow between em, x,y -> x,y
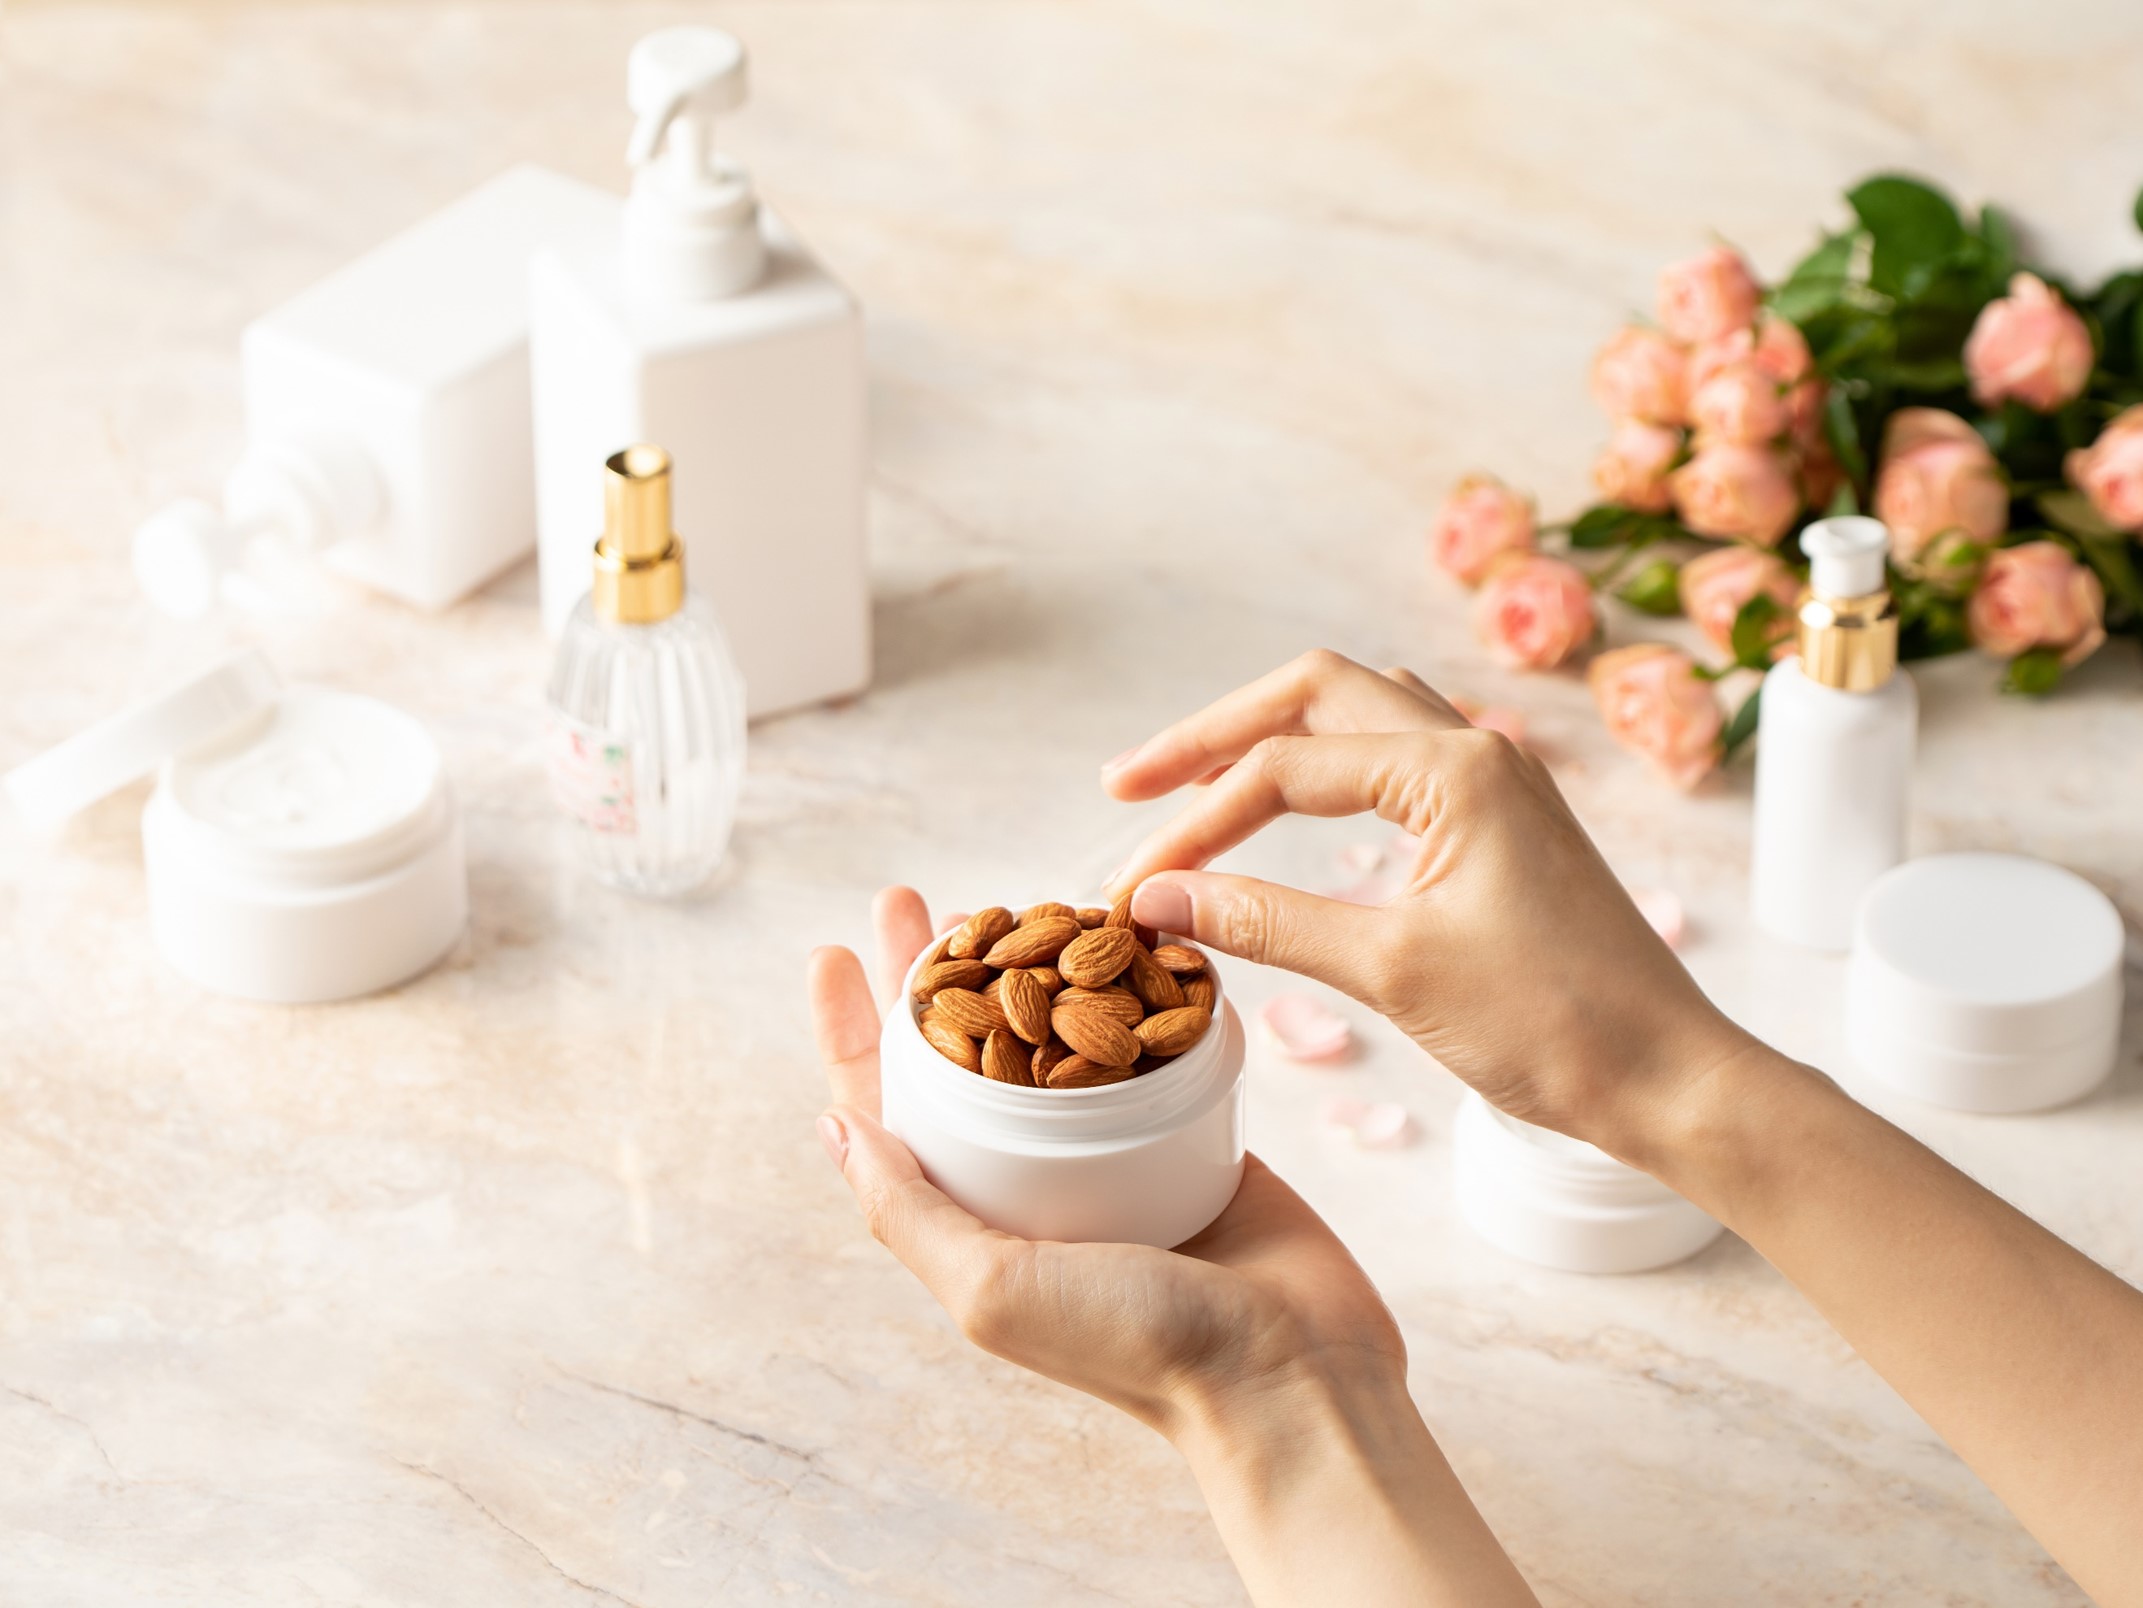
1130,871 -> 1390,1004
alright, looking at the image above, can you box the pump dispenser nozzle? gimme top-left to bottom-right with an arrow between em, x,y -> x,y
622,28 -> 766,302
592,444 -> 685,626
1796,515 -> 1899,692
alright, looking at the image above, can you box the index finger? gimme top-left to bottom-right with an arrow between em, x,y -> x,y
1101,650 -> 1463,802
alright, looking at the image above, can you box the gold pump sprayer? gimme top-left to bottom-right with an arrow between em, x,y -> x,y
592,444 -> 685,625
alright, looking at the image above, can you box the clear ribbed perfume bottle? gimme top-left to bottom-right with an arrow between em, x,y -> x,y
545,445 -> 746,896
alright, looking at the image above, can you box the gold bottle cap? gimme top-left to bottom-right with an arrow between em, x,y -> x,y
592,444 -> 685,625
1796,587 -> 1898,691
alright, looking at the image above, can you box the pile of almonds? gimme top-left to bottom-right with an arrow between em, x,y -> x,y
912,897 -> 1216,1089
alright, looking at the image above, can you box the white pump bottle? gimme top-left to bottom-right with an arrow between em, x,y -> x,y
1749,516 -> 1918,951
529,27 -> 870,719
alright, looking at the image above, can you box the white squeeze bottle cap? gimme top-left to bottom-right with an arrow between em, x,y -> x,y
1801,515 -> 1890,600
623,27 -> 767,303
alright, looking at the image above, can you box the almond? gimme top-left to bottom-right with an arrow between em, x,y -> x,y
922,1016 -> 982,1073
1104,890 -> 1157,948
1051,998 -> 1140,1066
1049,1057 -> 1137,1089
1151,944 -> 1207,975
1122,944 -> 1185,1011
913,958 -> 991,1001
1183,973 -> 1217,1011
981,1028 -> 1034,1086
1055,985 -> 1143,1028
1076,906 -> 1109,928
1018,901 -> 1078,926
1027,966 -> 1065,997
999,967 -> 1053,1045
1032,1037 -> 1074,1084
984,916 -> 1081,969
934,987 -> 1010,1037
948,906 -> 1016,960
1058,925 -> 1139,989
1135,1005 -> 1211,1057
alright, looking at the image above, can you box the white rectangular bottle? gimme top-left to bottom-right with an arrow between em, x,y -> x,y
136,165 -> 623,620
529,27 -> 870,720
1750,517 -> 1919,951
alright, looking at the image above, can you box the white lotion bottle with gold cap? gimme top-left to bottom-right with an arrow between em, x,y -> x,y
545,445 -> 746,897
1751,516 -> 1919,951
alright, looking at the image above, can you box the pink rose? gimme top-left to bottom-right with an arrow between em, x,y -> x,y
1967,541 -> 2106,666
1429,475 -> 1535,585
1872,408 -> 2007,563
1656,245 -> 1761,346
1677,544 -> 1801,656
2065,404 -> 2143,533
1591,421 -> 1682,513
1964,273 -> 2094,413
1590,327 -> 1688,425
1588,644 -> 1724,789
1689,360 -> 1791,446
1687,314 -> 1812,395
1473,554 -> 1597,669
1669,443 -> 1800,546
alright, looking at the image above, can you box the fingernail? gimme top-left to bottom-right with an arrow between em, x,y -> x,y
817,1112 -> 849,1169
1132,878 -> 1193,933
1102,744 -> 1140,773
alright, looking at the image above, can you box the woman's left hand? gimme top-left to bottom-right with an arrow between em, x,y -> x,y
809,887 -> 1539,1606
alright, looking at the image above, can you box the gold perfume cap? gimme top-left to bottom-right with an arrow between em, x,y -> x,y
592,444 -> 685,625
1796,516 -> 1897,691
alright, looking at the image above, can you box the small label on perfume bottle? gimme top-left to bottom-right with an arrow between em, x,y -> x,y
545,714 -> 636,834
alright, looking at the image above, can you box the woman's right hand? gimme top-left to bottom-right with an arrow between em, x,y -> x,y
1102,650 -> 1759,1167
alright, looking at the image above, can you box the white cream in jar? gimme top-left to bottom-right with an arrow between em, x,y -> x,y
6,650 -> 466,1004
880,919 -> 1247,1248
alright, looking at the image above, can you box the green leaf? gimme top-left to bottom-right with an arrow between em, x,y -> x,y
1729,592 -> 1790,671
1881,356 -> 1970,392
1568,505 -> 1632,549
1720,686 -> 1763,761
2078,531 -> 2143,620
1825,481 -> 1860,517
1849,174 -> 1966,296
1769,230 -> 1861,324
1980,204 -> 2016,281
1615,557 -> 1684,616
1822,387 -> 1870,496
2039,487 -> 2123,539
2001,646 -> 2065,696
2133,184 -> 2143,235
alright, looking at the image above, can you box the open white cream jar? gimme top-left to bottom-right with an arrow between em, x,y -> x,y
5,649 -> 465,1003
1453,1093 -> 1722,1274
880,920 -> 1247,1248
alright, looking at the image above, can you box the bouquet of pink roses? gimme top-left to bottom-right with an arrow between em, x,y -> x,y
1433,174 -> 2140,788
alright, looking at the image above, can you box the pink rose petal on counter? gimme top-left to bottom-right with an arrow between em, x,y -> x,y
1351,1102 -> 1415,1150
1258,995 -> 1353,1061
1321,1095 -> 1370,1130
1632,886 -> 1686,950
1337,842 -> 1383,875
1450,697 -> 1528,746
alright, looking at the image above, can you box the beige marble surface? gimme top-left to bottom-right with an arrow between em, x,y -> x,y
3,2 -> 2141,1603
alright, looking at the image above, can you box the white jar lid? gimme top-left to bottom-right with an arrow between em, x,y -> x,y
1849,853 -> 2124,1112
3,649 -> 282,828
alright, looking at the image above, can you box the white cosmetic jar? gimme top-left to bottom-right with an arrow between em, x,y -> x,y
1848,852 -> 2123,1114
1453,1093 -> 1722,1274
5,649 -> 466,1004
880,928 -> 1247,1248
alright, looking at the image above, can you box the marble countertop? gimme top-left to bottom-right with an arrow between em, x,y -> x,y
3,3 -> 2139,1603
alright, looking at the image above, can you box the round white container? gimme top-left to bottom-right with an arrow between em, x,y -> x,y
1453,1093 -> 1722,1274
1848,852 -> 2124,1113
881,927 -> 1246,1248
4,650 -> 466,1004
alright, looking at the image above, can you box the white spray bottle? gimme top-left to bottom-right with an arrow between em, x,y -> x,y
1750,516 -> 1918,950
